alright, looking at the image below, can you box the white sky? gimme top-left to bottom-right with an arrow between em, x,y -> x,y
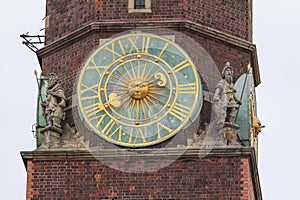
0,0 -> 299,199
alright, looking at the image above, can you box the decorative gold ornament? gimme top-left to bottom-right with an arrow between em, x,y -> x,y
250,90 -> 263,147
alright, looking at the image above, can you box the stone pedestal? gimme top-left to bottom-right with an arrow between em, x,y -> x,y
188,122 -> 242,148
39,126 -> 63,149
222,122 -> 240,145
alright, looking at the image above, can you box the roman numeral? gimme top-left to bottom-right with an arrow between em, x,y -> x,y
118,40 -> 126,55
108,125 -> 123,141
173,59 -> 190,73
128,127 -> 134,144
134,128 -> 147,144
83,102 -> 101,118
80,83 -> 98,95
86,60 -> 107,76
80,95 -> 98,101
158,43 -> 169,58
128,127 -> 147,144
128,37 -> 140,53
178,83 -> 196,94
102,119 -> 116,135
157,122 -> 173,139
141,36 -> 151,53
104,43 -> 122,60
93,114 -> 116,134
94,114 -> 106,129
169,103 -> 191,121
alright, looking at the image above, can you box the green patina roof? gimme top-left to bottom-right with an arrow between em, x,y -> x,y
235,69 -> 257,146
36,75 -> 48,147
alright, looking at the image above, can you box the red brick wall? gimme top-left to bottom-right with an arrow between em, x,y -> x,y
26,161 -> 35,199
241,158 -> 256,200
25,155 -> 256,199
45,0 -> 251,43
184,0 -> 252,41
42,34 -> 100,98
45,0 -> 184,43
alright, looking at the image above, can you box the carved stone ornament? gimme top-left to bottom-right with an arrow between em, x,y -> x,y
61,124 -> 87,149
38,123 -> 87,150
187,123 -> 242,148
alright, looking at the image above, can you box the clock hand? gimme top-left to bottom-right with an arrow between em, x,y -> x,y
108,92 -> 134,108
154,72 -> 167,87
129,72 -> 167,90
108,93 -> 122,107
126,81 -> 147,97
96,93 -> 124,111
148,72 -> 167,87
134,80 -> 148,87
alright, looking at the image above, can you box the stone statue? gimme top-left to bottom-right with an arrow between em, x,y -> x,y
39,72 -> 66,149
37,72 -> 87,150
42,72 -> 66,129
213,62 -> 241,124
187,62 -> 243,147
194,62 -> 242,146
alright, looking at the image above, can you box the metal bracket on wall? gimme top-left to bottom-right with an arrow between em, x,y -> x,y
20,33 -> 45,53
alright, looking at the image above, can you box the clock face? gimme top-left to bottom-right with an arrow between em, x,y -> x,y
76,32 -> 203,147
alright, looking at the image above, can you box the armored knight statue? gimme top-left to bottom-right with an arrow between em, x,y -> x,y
213,62 -> 241,124
42,72 -> 66,130
38,72 -> 87,149
38,72 -> 66,149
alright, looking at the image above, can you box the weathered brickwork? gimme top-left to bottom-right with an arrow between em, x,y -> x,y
45,0 -> 184,43
24,153 -> 257,199
184,0 -> 252,41
45,0 -> 251,43
26,161 -> 35,199
42,34 -> 100,97
241,158 -> 256,200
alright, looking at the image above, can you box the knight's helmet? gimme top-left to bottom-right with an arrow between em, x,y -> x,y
221,62 -> 233,78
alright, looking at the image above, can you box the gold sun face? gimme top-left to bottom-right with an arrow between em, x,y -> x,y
128,79 -> 149,100
76,32 -> 203,147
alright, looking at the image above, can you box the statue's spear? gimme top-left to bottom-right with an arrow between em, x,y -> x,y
34,69 -> 44,103
33,69 -> 45,140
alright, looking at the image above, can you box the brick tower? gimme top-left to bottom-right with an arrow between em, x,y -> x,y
21,0 -> 263,199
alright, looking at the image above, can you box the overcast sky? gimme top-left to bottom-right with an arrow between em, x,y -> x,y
0,0 -> 299,199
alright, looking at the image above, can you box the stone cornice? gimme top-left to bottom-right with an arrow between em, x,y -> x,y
21,147 -> 254,160
21,147 -> 262,199
37,20 -> 260,86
